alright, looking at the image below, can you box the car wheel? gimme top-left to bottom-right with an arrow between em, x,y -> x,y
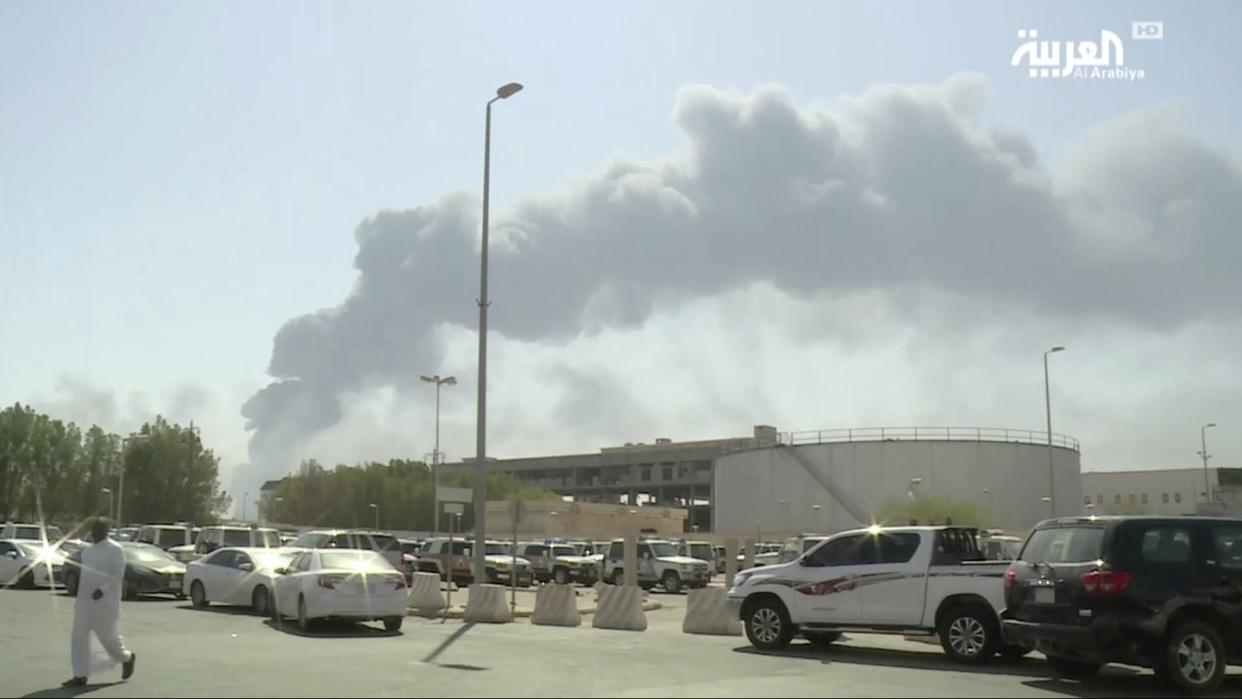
251,586 -> 270,616
610,570 -> 625,586
744,597 -> 794,650
485,568 -> 498,585
803,631 -> 842,649
190,580 -> 208,608
937,605 -> 999,664
383,616 -> 403,632
269,592 -> 282,622
64,571 -> 78,597
552,568 -> 569,585
15,569 -> 35,590
1046,655 -> 1103,680
297,595 -> 312,632
662,571 -> 683,594
1163,621 -> 1225,695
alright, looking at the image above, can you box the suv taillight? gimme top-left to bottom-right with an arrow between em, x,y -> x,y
1003,569 -> 1017,590
1081,569 -> 1131,596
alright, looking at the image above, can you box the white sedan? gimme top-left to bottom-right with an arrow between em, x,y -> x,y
185,547 -> 299,616
271,549 -> 409,632
0,539 -> 66,588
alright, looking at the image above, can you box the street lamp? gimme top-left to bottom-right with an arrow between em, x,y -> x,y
369,503 -> 379,530
420,374 -> 457,539
117,434 -> 148,525
908,478 -> 923,501
242,492 -> 249,522
1200,423 -> 1218,502
1043,346 -> 1066,516
474,80 -> 523,582
101,488 -> 113,521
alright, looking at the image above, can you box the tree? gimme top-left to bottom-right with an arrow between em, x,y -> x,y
878,495 -> 985,528
267,459 -> 559,531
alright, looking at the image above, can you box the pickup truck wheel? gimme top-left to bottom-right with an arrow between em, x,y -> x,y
610,570 -> 625,586
1162,621 -> 1225,695
743,597 -> 794,650
1046,655 -> 1103,680
803,631 -> 842,649
553,568 -> 570,586
938,605 -> 998,664
662,571 -> 682,594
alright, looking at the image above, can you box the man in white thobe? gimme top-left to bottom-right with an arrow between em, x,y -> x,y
65,519 -> 136,687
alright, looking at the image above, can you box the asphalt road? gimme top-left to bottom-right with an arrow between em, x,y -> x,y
2,586 -> 1238,698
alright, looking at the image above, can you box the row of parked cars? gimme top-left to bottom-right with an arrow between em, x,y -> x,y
727,516 -> 1242,695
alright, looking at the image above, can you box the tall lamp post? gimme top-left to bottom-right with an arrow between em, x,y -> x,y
101,488 -> 113,521
1200,423 -> 1218,502
1043,346 -> 1066,517
370,503 -> 379,530
421,374 -> 457,539
474,80 -> 523,582
117,434 -> 147,525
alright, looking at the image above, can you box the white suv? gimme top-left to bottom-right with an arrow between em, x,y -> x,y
602,539 -> 711,593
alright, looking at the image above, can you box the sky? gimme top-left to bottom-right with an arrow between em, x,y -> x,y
2,1 -> 1240,515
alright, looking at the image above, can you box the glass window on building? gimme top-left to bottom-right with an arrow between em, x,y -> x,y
1084,495 -> 1091,505
1141,493 -> 1148,504
1129,494 -> 1136,504
1175,492 -> 1182,503
662,467 -> 672,480
1163,493 -> 1170,504
640,466 -> 651,483
1115,494 -> 1122,505
1096,495 -> 1103,504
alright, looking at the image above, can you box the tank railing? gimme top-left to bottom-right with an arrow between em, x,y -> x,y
777,426 -> 1079,452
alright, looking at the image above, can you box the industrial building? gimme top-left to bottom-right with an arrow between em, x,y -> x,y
445,424 -> 1083,534
1081,467 -> 1242,516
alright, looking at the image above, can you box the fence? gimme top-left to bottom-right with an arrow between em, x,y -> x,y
778,426 -> 1079,452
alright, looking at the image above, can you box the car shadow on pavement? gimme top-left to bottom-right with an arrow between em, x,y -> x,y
173,603 -> 259,617
733,641 -> 1138,681
262,618 -> 401,639
21,681 -> 121,698
1023,676 -> 1242,699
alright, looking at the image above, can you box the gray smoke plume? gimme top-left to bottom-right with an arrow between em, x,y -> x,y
242,73 -> 1242,478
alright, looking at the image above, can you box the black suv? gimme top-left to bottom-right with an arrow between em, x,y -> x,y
1002,516 -> 1242,694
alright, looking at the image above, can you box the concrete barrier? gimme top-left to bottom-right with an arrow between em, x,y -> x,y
408,572 -> 447,618
592,585 -> 646,631
531,583 -> 581,627
463,584 -> 513,624
682,587 -> 741,636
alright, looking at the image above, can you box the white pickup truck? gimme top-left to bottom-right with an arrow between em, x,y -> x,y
728,525 -> 1024,663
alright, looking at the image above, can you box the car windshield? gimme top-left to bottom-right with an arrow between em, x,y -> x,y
367,534 -> 400,551
551,546 -> 576,557
155,527 -> 190,545
485,544 -> 511,555
320,550 -> 392,571
14,526 -> 62,541
293,533 -> 330,548
254,530 -> 281,548
689,544 -> 713,560
254,551 -> 296,570
649,543 -> 677,557
1019,527 -> 1105,563
15,542 -> 50,558
125,545 -> 175,564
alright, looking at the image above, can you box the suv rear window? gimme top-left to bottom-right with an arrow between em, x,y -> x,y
1020,526 -> 1104,563
221,529 -> 250,547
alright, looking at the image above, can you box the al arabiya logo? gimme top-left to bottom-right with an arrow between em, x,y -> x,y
1011,28 -> 1148,81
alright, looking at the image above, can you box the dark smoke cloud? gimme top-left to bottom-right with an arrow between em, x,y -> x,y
242,73 -> 1242,476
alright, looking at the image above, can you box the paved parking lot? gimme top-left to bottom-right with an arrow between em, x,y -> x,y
2,587 -> 1239,698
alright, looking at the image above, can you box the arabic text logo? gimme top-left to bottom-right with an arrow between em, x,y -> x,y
1012,29 -> 1146,81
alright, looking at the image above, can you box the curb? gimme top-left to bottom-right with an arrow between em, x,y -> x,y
411,600 -> 663,621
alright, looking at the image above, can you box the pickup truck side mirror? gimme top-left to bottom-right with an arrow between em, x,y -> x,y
273,567 -> 287,575
4,551 -> 17,559
238,562 -> 254,572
